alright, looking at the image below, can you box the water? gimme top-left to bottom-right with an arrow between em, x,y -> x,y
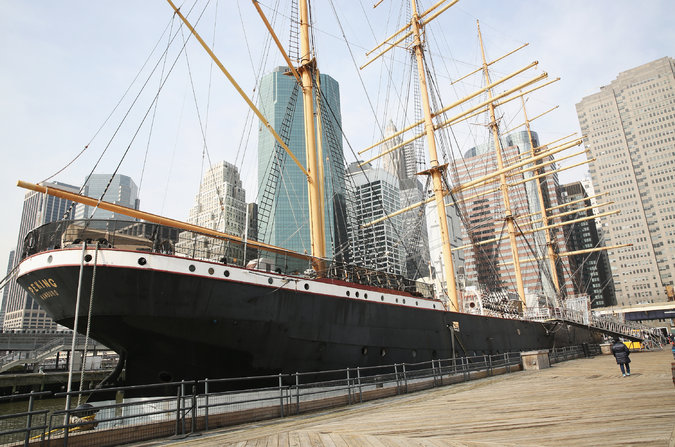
0,396 -> 69,444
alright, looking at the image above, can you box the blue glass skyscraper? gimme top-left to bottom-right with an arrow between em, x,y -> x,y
257,66 -> 348,264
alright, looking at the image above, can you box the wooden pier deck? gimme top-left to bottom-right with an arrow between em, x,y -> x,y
137,350 -> 675,447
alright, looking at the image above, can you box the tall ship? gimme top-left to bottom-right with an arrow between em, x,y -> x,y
13,0 -> 630,389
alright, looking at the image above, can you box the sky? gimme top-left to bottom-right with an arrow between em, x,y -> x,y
1,0 -> 674,276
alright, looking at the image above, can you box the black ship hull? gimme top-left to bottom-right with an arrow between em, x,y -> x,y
17,247 -> 601,388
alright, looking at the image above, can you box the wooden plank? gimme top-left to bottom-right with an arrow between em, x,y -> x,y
165,351 -> 675,446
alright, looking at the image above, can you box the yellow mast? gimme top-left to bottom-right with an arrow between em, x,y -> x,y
521,96 -> 561,295
298,0 -> 327,270
477,21 -> 526,307
410,0 -> 459,311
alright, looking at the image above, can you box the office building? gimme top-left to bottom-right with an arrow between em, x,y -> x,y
3,181 -> 79,331
560,182 -> 616,308
380,121 -> 431,278
74,174 -> 139,222
256,66 -> 349,264
347,161 -> 406,275
453,130 -> 575,305
0,251 -> 15,329
176,161 -> 247,263
576,57 -> 675,306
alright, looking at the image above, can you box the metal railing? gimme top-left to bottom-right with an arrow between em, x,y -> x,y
0,347 -> 599,447
21,220 -> 436,298
524,305 -> 658,342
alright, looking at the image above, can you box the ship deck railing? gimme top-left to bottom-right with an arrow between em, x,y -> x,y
21,219 -> 437,300
0,347 -> 609,447
524,305 -> 658,342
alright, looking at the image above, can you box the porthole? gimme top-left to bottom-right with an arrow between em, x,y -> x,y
361,347 -> 368,355
304,283 -> 309,290
380,296 -> 384,301
224,270 -> 230,277
355,291 -> 359,298
415,301 -> 419,306
138,257 -> 146,266
380,348 -> 387,357
47,255 -> 53,264
346,291 -> 350,297
395,298 -> 399,303
208,267 -> 215,275
433,304 -> 436,309
364,293 -> 368,299
402,299 -> 406,304
268,277 -> 273,285
189,264 -> 196,272
84,254 -> 92,262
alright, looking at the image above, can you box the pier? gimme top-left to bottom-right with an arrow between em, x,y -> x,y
146,350 -> 675,447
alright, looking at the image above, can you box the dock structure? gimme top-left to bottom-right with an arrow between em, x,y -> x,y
154,350 -> 675,447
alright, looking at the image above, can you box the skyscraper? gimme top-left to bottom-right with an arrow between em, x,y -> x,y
381,121 -> 430,279
453,131 -> 575,305
3,181 -> 79,331
560,181 -> 616,308
75,174 -> 139,222
256,67 -> 348,264
576,57 -> 675,306
347,162 -> 406,275
0,251 -> 15,329
176,161 -> 247,263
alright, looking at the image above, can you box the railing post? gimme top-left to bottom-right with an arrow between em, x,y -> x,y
463,357 -> 468,381
181,380 -> 187,435
278,374 -> 285,417
204,379 -> 209,431
488,355 -> 493,376
295,373 -> 300,415
357,367 -> 362,403
402,363 -> 408,393
191,381 -> 197,434
24,391 -> 34,447
394,364 -> 400,394
431,359 -> 436,387
63,397 -> 72,446
347,368 -> 352,404
437,358 -> 443,385
175,384 -> 182,436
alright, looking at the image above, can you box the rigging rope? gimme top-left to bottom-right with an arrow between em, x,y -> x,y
77,242 -> 99,406
84,1 -> 213,223
42,16 -> 176,190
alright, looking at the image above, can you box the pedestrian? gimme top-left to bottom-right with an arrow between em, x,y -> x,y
611,338 -> 631,377
671,336 -> 675,360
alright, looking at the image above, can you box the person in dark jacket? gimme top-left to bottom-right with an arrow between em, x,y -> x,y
611,338 -> 631,377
